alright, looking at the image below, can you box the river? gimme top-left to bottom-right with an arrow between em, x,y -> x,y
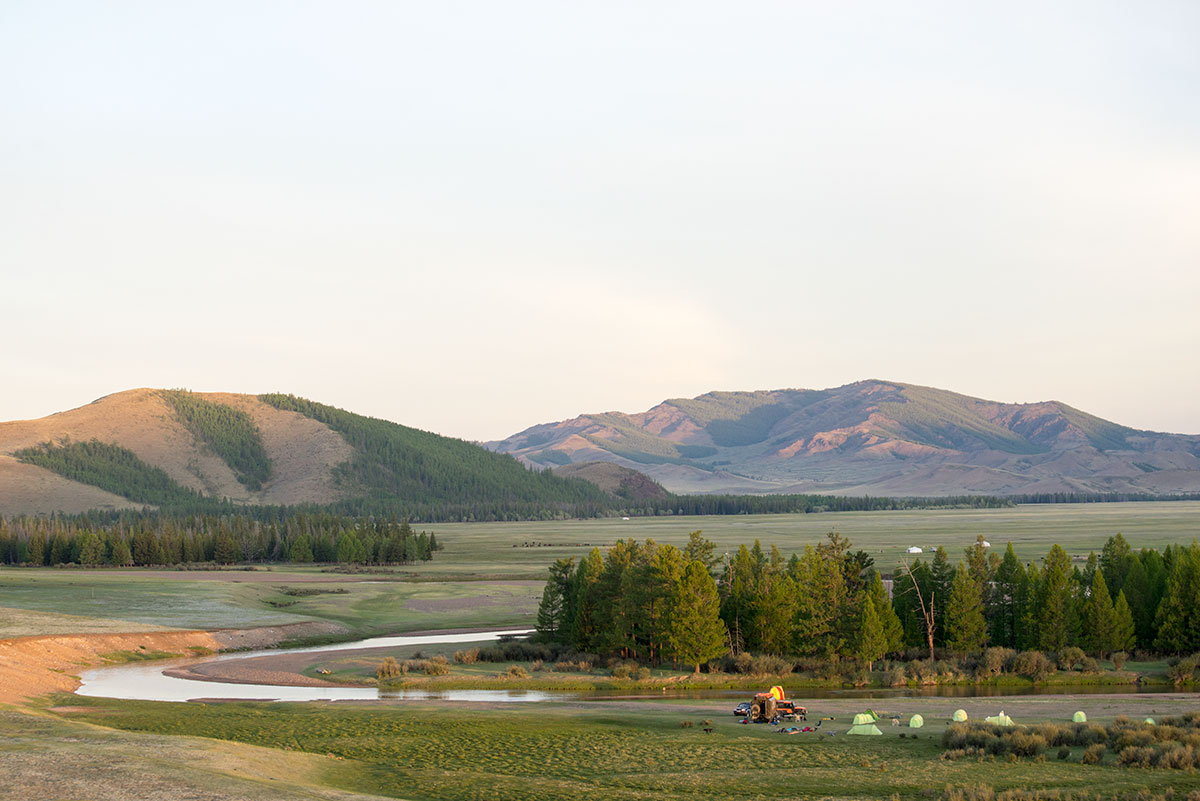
76,628 -> 1182,704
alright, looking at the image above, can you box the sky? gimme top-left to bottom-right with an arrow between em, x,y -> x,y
2,1 -> 1198,440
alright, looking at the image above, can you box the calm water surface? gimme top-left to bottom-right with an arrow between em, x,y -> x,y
76,628 -> 1184,704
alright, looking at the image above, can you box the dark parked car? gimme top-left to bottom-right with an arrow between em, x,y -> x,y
734,702 -> 752,717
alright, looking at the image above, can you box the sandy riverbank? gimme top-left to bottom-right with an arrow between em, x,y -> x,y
0,621 -> 347,704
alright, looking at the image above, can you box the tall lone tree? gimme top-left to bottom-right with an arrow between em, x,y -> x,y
856,595 -> 887,671
944,562 -> 988,655
1081,570 -> 1116,657
1111,590 -> 1136,655
667,560 -> 729,673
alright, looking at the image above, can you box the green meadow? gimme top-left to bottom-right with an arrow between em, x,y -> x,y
43,695 -> 1200,801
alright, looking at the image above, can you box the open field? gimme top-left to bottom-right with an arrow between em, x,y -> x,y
1,502 -> 1196,639
423,501 -> 1200,580
0,571 -> 542,638
39,693 -> 1200,801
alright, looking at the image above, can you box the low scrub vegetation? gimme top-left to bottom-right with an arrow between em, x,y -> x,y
943,712 -> 1200,770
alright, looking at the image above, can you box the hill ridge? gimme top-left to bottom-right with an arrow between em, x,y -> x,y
488,380 -> 1200,497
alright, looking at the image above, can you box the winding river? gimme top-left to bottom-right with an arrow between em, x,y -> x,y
77,628 -> 1184,704
76,629 -> 549,703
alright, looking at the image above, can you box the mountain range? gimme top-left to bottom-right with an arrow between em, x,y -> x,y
2,382 -> 1198,517
488,380 -> 1200,497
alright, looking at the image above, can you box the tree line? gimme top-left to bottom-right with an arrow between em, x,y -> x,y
536,531 -> 1200,673
161,389 -> 272,490
0,512 -> 440,567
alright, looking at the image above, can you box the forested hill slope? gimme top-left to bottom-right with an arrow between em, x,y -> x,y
489,380 -> 1200,497
0,389 -> 610,518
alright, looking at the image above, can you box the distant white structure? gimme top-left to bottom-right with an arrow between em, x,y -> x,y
906,546 -> 923,554
621,516 -> 630,521
981,540 -> 992,548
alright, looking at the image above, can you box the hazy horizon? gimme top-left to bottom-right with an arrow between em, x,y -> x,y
3,1 -> 1197,440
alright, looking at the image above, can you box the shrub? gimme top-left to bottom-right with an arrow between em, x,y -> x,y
889,666 -> 908,687
531,659 -> 545,672
453,648 -> 479,664
749,653 -> 794,676
909,659 -> 937,685
507,664 -> 529,679
1168,656 -> 1198,686
1117,746 -> 1155,768
1057,746 -> 1071,760
1057,646 -> 1085,671
982,647 -> 1015,676
1081,743 -> 1106,764
1009,732 -> 1047,758
635,666 -> 651,680
1011,651 -> 1053,682
612,662 -> 637,679
1074,724 -> 1108,746
732,652 -> 754,674
680,720 -> 693,728
1111,651 -> 1129,671
1076,657 -> 1099,673
423,659 -> 450,676
377,657 -> 402,680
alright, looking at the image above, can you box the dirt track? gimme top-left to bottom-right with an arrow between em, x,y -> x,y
0,621 -> 347,704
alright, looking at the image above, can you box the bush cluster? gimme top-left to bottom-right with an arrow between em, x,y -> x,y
943,712 -> 1200,770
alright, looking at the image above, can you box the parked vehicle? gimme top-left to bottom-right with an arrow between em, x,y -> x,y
733,702 -> 752,717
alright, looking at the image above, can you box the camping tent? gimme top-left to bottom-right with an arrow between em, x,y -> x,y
952,709 -> 968,722
909,714 -> 924,729
1145,718 -> 1156,726
769,686 -> 785,701
985,712 -> 1015,727
1072,711 -> 1087,723
847,713 -> 883,736
906,546 -> 923,554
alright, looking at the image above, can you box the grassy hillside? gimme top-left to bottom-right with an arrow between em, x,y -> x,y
14,440 -> 206,509
259,394 -> 613,519
160,390 -> 272,489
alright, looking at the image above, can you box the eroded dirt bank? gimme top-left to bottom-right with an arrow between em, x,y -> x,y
0,621 -> 347,704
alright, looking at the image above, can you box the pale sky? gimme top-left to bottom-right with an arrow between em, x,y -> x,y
2,1 -> 1198,441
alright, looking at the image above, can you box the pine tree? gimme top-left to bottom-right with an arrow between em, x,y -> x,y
1121,555 -> 1153,648
1100,534 -> 1133,598
110,537 -> 132,567
536,557 -> 576,642
856,597 -> 886,671
1081,570 -> 1116,657
1155,543 -> 1200,653
945,563 -> 988,654
667,560 -> 728,673
867,570 -> 904,654
1037,545 -> 1075,652
214,532 -> 239,565
1112,591 -> 1136,654
992,543 -> 1023,647
931,547 -> 953,643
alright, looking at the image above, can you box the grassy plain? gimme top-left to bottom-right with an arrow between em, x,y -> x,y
425,501 -> 1200,580
44,694 -> 1200,801
0,570 -> 541,638
2,502 -> 1196,639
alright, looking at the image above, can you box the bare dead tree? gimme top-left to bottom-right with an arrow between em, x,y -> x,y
901,558 -> 936,661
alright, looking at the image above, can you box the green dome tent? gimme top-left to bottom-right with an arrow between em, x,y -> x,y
909,714 -> 924,729
847,713 -> 883,736
985,711 -> 1015,727
1145,718 -> 1156,726
952,709 -> 968,722
1072,711 -> 1087,723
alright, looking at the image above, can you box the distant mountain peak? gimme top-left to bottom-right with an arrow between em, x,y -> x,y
488,380 -> 1200,497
